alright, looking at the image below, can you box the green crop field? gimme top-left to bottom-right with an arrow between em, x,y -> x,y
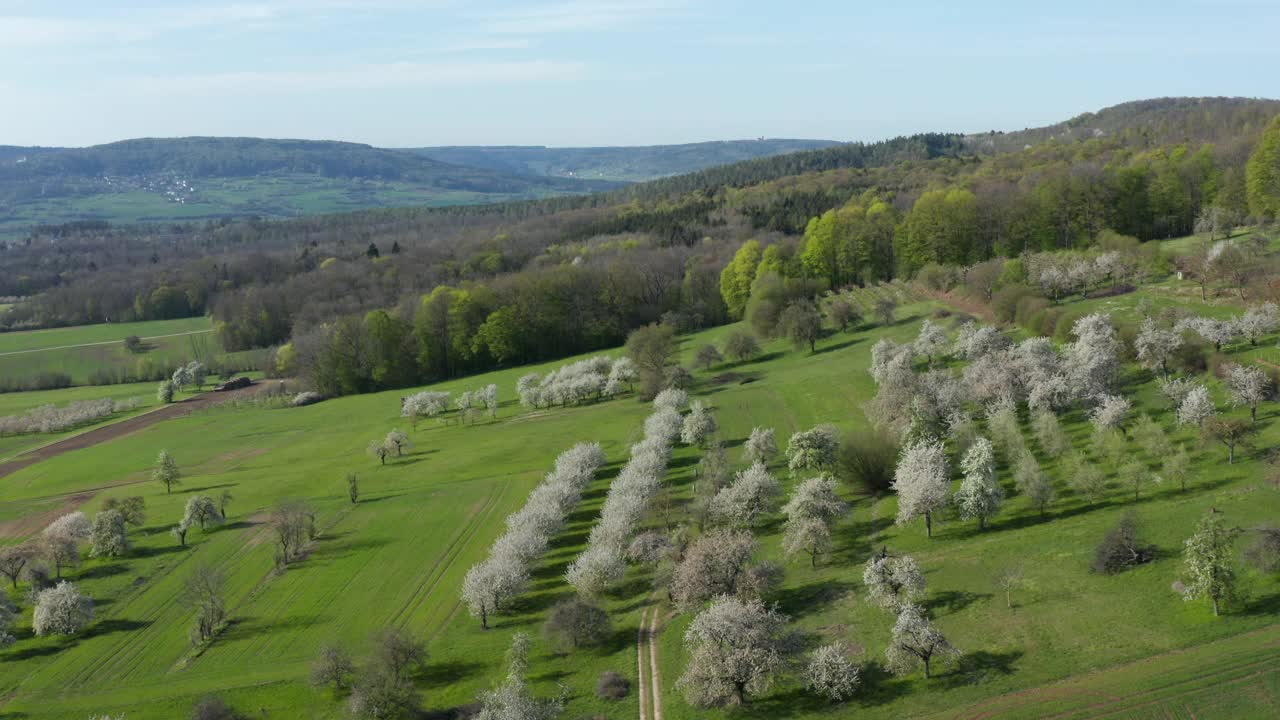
0,281 -> 1276,719
0,316 -> 265,386
0,381 -> 165,462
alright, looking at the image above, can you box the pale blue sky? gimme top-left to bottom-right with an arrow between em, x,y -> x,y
2,0 -> 1277,148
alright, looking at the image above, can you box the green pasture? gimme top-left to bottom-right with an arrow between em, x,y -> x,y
0,283 -> 1275,718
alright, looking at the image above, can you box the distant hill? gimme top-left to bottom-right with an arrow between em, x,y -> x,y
0,137 -> 838,235
406,139 -> 841,182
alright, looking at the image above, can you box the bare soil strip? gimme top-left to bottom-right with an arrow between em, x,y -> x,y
648,606 -> 665,720
637,605 -> 652,720
0,384 -> 262,480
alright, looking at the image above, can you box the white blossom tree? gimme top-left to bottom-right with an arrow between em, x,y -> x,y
676,596 -> 797,707
462,555 -> 530,629
1177,316 -> 1237,351
805,643 -> 860,701
891,438 -> 950,537
33,581 -> 94,636
786,425 -> 839,473
1177,385 -> 1217,428
515,374 -> 542,409
1065,313 -> 1120,401
744,427 -> 778,464
885,603 -> 958,679
670,530 -> 758,609
1090,394 -> 1133,435
476,632 -> 565,720
781,474 -> 847,524
711,463 -> 780,528
681,401 -> 718,446
863,552 -> 925,610
482,384 -> 499,420
89,510 -> 131,558
1235,302 -> 1279,345
782,517 -> 832,568
954,438 -> 1003,530
564,544 -> 625,597
1134,318 -> 1182,379
153,449 -> 181,494
914,319 -> 949,366
42,512 -> 91,577
1226,363 -> 1270,423
653,387 -> 688,411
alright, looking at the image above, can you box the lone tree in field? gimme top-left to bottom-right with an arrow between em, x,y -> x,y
476,632 -> 564,720
786,425 -> 839,473
270,500 -> 314,568
1202,416 -> 1257,464
744,427 -> 778,464
367,439 -> 391,465
954,437 -> 1003,530
1226,364 -> 1270,423
677,596 -> 798,707
153,450 -> 181,494
779,298 -> 824,352
0,543 -> 35,588
863,551 -> 926,610
695,343 -> 724,371
33,581 -> 94,637
992,564 -> 1027,609
873,297 -> 897,326
311,643 -> 355,694
218,490 -> 232,518
1180,509 -> 1242,616
89,510 -> 131,558
543,596 -> 611,651
1163,445 -> 1192,492
892,438 -> 950,537
1176,385 -> 1216,428
384,430 -> 411,457
346,473 -> 359,504
184,495 -> 224,532
626,322 -> 679,400
885,603 -> 958,679
157,379 -> 175,404
723,330 -> 762,363
349,628 -> 426,718
182,564 -> 226,644
805,643 -> 860,702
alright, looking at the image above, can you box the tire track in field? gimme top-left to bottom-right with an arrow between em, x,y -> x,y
387,479 -> 510,631
637,606 -> 651,720
647,605 -> 666,720
954,624 -> 1280,720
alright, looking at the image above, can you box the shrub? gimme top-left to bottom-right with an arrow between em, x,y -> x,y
595,671 -> 630,701
1243,526 -> 1280,573
1171,336 -> 1209,374
990,284 -> 1037,324
1091,512 -> 1155,574
292,391 -> 324,407
837,427 -> 899,494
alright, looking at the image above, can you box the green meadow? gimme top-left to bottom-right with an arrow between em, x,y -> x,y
0,281 -> 1275,719
0,316 -> 265,386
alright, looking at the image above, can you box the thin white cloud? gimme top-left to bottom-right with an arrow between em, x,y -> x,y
477,0 -> 690,35
119,59 -> 584,95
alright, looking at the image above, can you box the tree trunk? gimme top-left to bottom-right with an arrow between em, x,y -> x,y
1228,443 -> 1235,464
1212,596 -> 1220,617
979,516 -> 986,530
925,512 -> 933,538
1251,406 -> 1257,424
923,656 -> 931,678
1006,589 -> 1012,608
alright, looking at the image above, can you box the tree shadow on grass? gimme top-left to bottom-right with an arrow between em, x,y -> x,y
84,618 -> 150,639
547,530 -> 587,551
355,493 -> 408,505
4,643 -> 66,661
730,684 -> 833,718
924,590 -> 991,616
854,660 -> 912,708
181,482 -> 238,495
131,543 -> 185,559
77,562 -> 129,580
813,337 -> 861,355
420,659 -> 486,688
937,649 -> 1023,689
771,580 -> 855,619
1239,591 -> 1280,616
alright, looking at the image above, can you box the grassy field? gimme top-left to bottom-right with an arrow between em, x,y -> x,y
0,316 -> 265,386
0,381 -> 166,462
0,282 -> 1275,719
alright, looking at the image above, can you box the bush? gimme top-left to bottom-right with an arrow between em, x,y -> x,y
292,391 -> 324,407
837,427 -> 899,495
1091,512 -> 1155,574
595,671 -> 630,701
1208,352 -> 1232,379
1171,336 -> 1209,374
991,284 -> 1038,324
916,263 -> 958,292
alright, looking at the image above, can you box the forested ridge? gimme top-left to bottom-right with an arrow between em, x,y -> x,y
5,96 -> 1280,397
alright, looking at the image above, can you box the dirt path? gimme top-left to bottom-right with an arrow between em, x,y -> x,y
637,601 -> 666,720
0,329 -> 213,356
0,383 -> 264,480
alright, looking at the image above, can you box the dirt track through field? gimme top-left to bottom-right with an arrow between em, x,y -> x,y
637,601 -> 666,720
0,384 -> 262,480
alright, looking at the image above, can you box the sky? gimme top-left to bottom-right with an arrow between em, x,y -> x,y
1,0 -> 1278,148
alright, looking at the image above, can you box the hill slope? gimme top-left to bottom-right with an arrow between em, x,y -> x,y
407,138 -> 840,182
